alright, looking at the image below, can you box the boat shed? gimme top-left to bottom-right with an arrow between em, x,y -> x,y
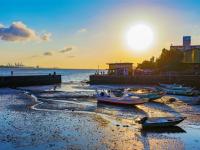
107,63 -> 133,76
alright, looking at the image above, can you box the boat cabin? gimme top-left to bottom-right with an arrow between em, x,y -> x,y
107,63 -> 133,76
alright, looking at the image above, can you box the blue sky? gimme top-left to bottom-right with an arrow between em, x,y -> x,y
1,0 -> 200,68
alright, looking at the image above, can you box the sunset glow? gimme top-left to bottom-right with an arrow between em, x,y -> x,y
126,24 -> 154,52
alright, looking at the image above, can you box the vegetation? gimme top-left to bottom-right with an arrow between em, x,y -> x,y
137,48 -> 184,72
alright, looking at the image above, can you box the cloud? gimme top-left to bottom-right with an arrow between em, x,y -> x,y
0,21 -> 51,42
59,47 -> 73,53
77,28 -> 87,34
30,55 -> 39,58
43,52 -> 52,56
68,55 -> 75,58
0,22 -> 37,42
0,24 -> 4,28
41,32 -> 52,41
31,46 -> 75,58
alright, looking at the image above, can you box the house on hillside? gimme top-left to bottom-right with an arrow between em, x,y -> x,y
170,36 -> 200,64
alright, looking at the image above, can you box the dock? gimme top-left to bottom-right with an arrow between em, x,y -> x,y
0,75 -> 61,87
89,74 -> 200,88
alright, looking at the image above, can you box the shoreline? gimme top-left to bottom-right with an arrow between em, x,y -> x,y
0,83 -> 200,149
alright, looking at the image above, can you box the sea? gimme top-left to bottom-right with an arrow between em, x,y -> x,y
0,68 -> 96,83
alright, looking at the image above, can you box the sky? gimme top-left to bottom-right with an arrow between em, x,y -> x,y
1,0 -> 200,69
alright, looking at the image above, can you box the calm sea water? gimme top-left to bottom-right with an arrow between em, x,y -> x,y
0,68 -> 96,83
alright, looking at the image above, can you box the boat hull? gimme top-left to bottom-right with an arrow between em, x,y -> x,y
159,84 -> 192,91
142,117 -> 185,128
137,92 -> 165,101
157,87 -> 195,96
97,97 -> 146,105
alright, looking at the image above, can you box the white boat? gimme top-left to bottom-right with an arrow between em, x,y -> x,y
157,87 -> 195,96
126,90 -> 165,101
96,92 -> 147,105
159,83 -> 193,91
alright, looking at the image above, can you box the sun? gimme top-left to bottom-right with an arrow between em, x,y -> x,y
125,24 -> 154,51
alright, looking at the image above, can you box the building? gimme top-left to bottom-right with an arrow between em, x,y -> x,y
170,36 -> 200,63
107,63 -> 133,76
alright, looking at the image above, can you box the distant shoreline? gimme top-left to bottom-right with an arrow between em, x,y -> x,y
0,67 -> 99,70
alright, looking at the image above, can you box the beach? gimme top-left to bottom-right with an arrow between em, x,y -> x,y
0,69 -> 200,150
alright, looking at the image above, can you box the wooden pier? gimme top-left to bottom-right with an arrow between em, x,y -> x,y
0,75 -> 61,87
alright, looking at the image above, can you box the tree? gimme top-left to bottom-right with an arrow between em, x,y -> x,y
137,48 -> 184,72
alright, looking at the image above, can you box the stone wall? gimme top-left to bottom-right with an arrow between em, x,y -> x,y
0,75 -> 61,87
89,75 -> 200,88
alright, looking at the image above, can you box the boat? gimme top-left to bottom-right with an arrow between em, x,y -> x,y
96,92 -> 148,105
136,116 -> 186,128
159,83 -> 193,91
124,88 -> 165,101
127,91 -> 165,101
156,86 -> 195,96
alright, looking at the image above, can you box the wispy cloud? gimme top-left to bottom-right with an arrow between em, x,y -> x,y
68,55 -> 75,58
30,55 -> 40,58
43,52 -> 52,56
59,47 -> 73,53
77,28 -> 87,34
0,23 -> 4,28
31,46 -> 75,58
0,21 -> 51,42
41,32 -> 52,41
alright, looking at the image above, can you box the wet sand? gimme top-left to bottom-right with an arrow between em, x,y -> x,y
0,84 -> 200,150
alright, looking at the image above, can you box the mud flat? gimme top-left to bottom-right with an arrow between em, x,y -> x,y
0,84 -> 200,150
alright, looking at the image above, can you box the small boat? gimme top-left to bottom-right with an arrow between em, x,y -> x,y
124,88 -> 165,101
159,83 -> 193,91
156,87 -> 195,96
136,116 -> 186,128
127,91 -> 165,101
96,92 -> 147,105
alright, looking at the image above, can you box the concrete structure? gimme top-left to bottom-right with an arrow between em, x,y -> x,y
170,36 -> 200,63
89,74 -> 200,88
0,75 -> 61,87
107,63 -> 133,76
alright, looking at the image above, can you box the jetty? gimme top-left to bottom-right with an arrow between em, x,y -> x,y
90,74 -> 200,87
89,62 -> 200,89
0,75 -> 61,87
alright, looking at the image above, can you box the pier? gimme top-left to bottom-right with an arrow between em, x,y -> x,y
0,75 -> 61,87
89,74 -> 200,88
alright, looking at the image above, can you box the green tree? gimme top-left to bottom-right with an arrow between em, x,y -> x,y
137,48 -> 184,72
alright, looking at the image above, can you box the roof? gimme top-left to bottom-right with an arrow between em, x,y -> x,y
170,45 -> 200,50
107,63 -> 133,65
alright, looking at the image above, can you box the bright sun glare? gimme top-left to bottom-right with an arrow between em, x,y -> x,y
126,24 -> 154,51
